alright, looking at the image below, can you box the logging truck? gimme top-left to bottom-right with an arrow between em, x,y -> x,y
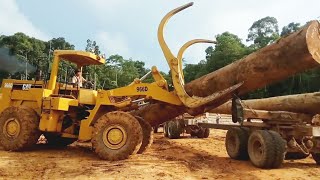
198,95 -> 320,168
162,113 -> 211,139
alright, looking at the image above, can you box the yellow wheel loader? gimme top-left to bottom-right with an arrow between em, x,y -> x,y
0,2 -> 241,160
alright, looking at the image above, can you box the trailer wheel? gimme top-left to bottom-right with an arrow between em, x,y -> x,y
196,127 -> 210,138
163,122 -> 169,137
153,125 -> 159,133
135,116 -> 153,154
203,128 -> 210,138
92,111 -> 143,160
285,152 -> 310,160
0,106 -> 40,151
44,133 -> 76,147
196,127 -> 205,138
167,121 -> 181,139
268,131 -> 286,168
248,130 -> 283,168
311,153 -> 320,165
225,127 -> 249,160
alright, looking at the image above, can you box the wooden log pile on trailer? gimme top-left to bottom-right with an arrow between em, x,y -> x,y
210,92 -> 320,115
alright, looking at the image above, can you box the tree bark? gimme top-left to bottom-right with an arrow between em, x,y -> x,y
134,21 -> 320,126
210,92 -> 320,115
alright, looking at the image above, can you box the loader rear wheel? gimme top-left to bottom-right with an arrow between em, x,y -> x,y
44,133 -> 76,147
285,152 -> 310,160
225,127 -> 249,160
92,111 -> 143,160
167,121 -> 181,139
135,116 -> 153,154
0,106 -> 40,151
311,153 -> 320,165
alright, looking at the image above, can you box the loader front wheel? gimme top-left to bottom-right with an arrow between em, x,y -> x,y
0,106 -> 40,151
92,111 -> 143,160
135,116 -> 153,154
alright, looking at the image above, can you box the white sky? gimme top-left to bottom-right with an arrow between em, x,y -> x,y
0,0 -> 319,71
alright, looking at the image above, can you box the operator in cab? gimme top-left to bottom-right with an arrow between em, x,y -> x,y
72,69 -> 87,88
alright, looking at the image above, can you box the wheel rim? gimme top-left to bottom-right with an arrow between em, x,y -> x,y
3,118 -> 21,137
251,138 -> 264,161
102,125 -> 127,150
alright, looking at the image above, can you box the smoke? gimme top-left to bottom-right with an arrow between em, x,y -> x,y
0,48 -> 36,74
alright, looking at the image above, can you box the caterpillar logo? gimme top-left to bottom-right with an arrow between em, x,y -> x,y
22,84 -> 32,90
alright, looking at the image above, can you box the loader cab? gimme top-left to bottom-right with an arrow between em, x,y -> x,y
47,50 -> 106,105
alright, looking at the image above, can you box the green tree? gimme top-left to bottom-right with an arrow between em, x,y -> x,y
46,37 -> 74,52
280,22 -> 301,37
206,32 -> 249,73
247,16 -> 280,49
85,39 -> 100,55
183,60 -> 207,83
0,33 -> 47,80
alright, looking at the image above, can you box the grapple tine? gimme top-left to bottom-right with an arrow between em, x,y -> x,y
157,2 -> 240,109
185,82 -> 243,108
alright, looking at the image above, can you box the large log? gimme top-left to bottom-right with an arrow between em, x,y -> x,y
210,92 -> 320,115
134,21 -> 320,126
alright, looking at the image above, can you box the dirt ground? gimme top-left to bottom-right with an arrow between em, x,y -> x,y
0,129 -> 319,180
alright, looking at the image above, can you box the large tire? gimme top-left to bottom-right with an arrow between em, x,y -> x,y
285,152 -> 310,160
225,127 -> 249,160
167,121 -> 181,139
0,106 -> 40,151
189,125 -> 197,137
163,122 -> 169,137
203,128 -> 210,138
196,127 -> 205,138
311,153 -> 320,165
153,125 -> 159,133
44,133 -> 76,147
248,130 -> 274,168
135,116 -> 153,154
268,131 -> 286,168
92,111 -> 143,160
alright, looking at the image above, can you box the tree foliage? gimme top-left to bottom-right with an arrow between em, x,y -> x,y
183,32 -> 250,83
0,34 -> 160,90
280,22 -> 301,37
1,16 -> 319,100
247,16 -> 280,49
